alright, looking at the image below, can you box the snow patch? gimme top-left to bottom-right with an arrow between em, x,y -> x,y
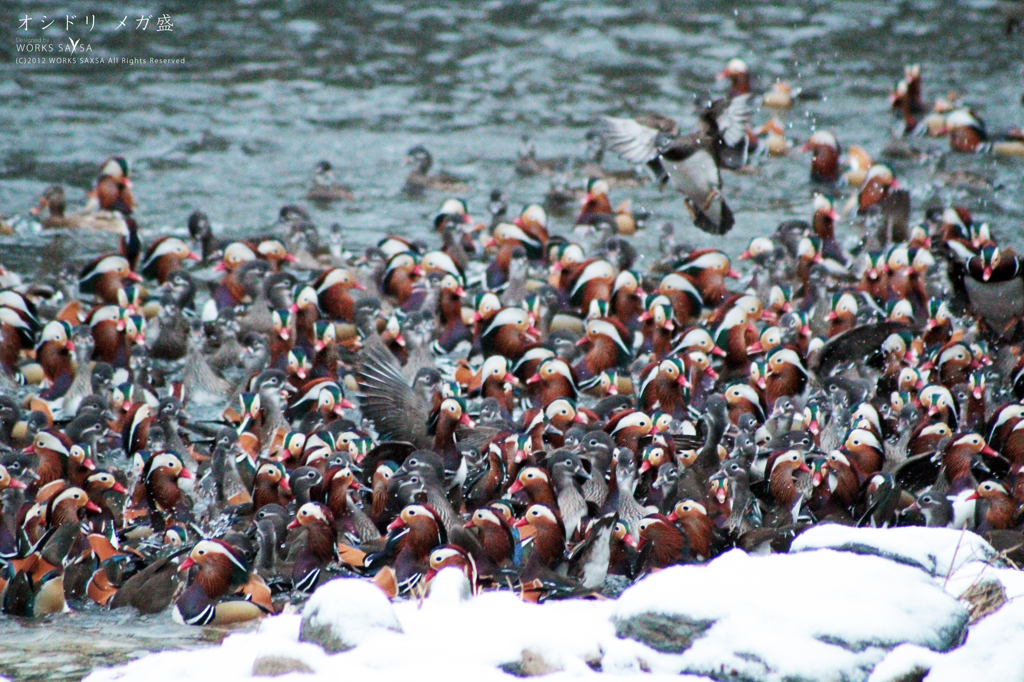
299,578 -> 402,652
791,525 -> 1000,577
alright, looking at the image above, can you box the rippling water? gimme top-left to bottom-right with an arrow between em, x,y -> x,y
1,0 -> 1022,269
0,0 -> 1022,679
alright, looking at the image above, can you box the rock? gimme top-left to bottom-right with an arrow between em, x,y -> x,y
500,649 -> 564,677
791,525 -> 1001,577
299,578 -> 402,653
876,599 -> 1024,682
613,549 -> 969,682
613,612 -> 712,654
252,655 -> 314,677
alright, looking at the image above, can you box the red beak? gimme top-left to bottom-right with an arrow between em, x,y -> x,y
187,251 -> 201,261
387,517 -> 406,531
110,481 -> 127,494
279,478 -> 291,494
213,261 -> 228,272
983,267 -> 992,281
126,271 -> 142,282
738,250 -> 752,260
352,281 -> 366,290
85,500 -> 102,513
83,458 -> 96,470
288,303 -> 300,314
965,491 -> 980,501
287,518 -> 301,530
638,460 -> 651,474
513,517 -> 529,528
178,557 -> 196,571
526,373 -> 541,384
798,463 -> 811,473
464,519 -> 476,529
825,311 -> 838,321
623,534 -> 637,548
711,345 -> 726,357
575,336 -> 590,347
508,479 -> 525,494
981,445 -> 998,457
460,414 -> 476,428
746,341 -> 763,354
726,268 -> 741,279
7,478 -> 26,490
178,468 -> 194,480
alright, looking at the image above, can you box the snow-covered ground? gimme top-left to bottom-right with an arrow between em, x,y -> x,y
85,526 -> 1024,682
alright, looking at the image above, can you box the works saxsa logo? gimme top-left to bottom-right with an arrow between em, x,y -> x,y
13,13 -> 177,65
15,36 -> 92,54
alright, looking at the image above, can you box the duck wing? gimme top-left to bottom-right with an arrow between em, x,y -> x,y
709,94 -> 751,148
600,116 -> 672,164
811,321 -> 910,377
356,337 -> 433,450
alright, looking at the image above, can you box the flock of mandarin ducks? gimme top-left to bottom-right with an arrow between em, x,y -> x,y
1,60 -> 1024,625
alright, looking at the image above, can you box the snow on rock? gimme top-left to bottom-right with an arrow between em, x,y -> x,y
426,566 -> 473,603
870,600 -> 1024,682
612,549 -> 969,682
791,525 -> 1000,577
87,537 -> 1020,682
299,578 -> 403,653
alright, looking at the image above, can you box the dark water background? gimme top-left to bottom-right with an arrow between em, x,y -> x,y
0,0 -> 1022,269
0,1 -> 1022,680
